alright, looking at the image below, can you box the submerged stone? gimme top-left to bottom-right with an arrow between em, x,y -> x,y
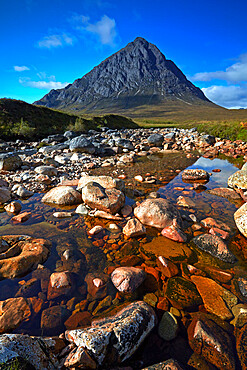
111,266 -> 146,293
165,277 -> 202,309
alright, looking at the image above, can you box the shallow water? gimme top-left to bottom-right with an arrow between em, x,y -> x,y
0,151 -> 246,349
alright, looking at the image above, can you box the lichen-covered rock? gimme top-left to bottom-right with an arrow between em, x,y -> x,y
192,233 -> 236,263
182,169 -> 209,183
0,153 -> 22,171
111,267 -> 146,293
65,301 -> 157,366
82,182 -> 125,214
234,202 -> 247,238
42,186 -> 82,205
4,201 -> 22,213
77,175 -> 125,192
0,334 -> 58,369
134,198 -> 183,229
188,315 -> 236,370
228,170 -> 247,190
0,235 -> 51,280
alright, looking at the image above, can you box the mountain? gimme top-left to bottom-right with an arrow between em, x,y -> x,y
34,37 -> 215,114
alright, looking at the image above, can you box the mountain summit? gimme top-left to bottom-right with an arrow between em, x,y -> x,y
34,37 -> 212,113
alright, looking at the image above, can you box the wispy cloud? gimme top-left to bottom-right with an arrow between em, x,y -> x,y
14,65 -> 30,72
19,77 -> 69,90
37,33 -> 74,49
202,85 -> 247,109
191,54 -> 247,83
71,14 -> 117,46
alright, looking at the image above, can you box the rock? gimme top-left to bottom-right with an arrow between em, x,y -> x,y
209,227 -> 230,240
35,174 -> 52,184
143,293 -> 158,307
238,277 -> 247,298
64,312 -> 92,330
157,256 -> 179,277
192,233 -> 236,263
42,186 -> 82,205
141,358 -> 184,370
231,304 -> 247,327
53,211 -> 74,218
0,187 -> 11,204
142,236 -> 193,262
165,277 -> 202,309
158,311 -> 179,341
12,211 -> 31,222
90,209 -> 123,220
182,169 -> 209,183
201,217 -> 231,232
69,136 -> 96,154
0,235 -> 51,279
134,198 -> 183,229
4,201 -> 22,214
123,218 -> 146,238
188,315 -> 236,370
92,295 -> 112,315
89,225 -> 104,235
0,153 -> 22,171
134,175 -> 144,182
147,134 -> 164,147
0,334 -> 58,369
75,204 -> 88,215
121,204 -> 132,217
111,267 -> 146,293
85,273 -> 108,299
201,134 -> 215,145
77,175 -> 125,192
0,297 -> 31,333
65,301 -> 157,365
34,165 -> 58,176
191,276 -> 238,320
64,346 -> 97,369
236,323 -> 247,369
16,185 -> 34,198
41,306 -> 69,335
161,224 -> 187,242
177,196 -> 196,208
47,271 -> 73,300
115,138 -> 134,150
207,187 -> 241,200
234,202 -> 247,238
228,170 -> 247,190
82,182 -> 125,214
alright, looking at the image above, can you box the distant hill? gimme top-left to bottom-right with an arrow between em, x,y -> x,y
35,37 -> 216,115
0,98 -> 137,140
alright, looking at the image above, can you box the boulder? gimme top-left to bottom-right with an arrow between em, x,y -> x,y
69,136 -> 96,154
134,198 -> 183,229
0,187 -> 11,204
188,315 -> 236,370
192,233 -> 236,263
115,138 -> 134,150
42,186 -> 82,205
0,235 -> 51,280
77,175 -> 125,192
34,165 -> 58,177
65,301 -> 157,365
234,202 -> 247,238
0,297 -> 31,333
147,134 -> 164,147
111,267 -> 146,293
122,218 -> 146,238
47,271 -> 73,300
182,169 -> 210,183
228,170 -> 247,190
0,334 -> 58,369
0,153 -> 22,171
41,306 -> 69,335
82,182 -> 125,214
64,346 -> 96,369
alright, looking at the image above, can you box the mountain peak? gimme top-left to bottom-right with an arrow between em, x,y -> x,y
35,37 -> 211,113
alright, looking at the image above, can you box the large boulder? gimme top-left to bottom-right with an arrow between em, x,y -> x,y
42,186 -> 82,205
147,134 -> 164,147
69,136 -> 96,154
192,233 -> 236,263
111,267 -> 146,293
65,301 -> 157,366
234,202 -> 247,238
228,170 -> 247,190
0,153 -> 22,171
0,334 -> 58,369
77,175 -> 125,192
134,198 -> 183,229
0,235 -> 51,280
82,182 -> 125,214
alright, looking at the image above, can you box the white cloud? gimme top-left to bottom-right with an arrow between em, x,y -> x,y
14,65 -> 30,72
38,33 -> 74,49
191,54 -> 247,83
19,77 -> 69,90
71,14 -> 117,46
202,85 -> 247,109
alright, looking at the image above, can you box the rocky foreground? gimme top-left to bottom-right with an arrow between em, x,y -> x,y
0,127 -> 247,369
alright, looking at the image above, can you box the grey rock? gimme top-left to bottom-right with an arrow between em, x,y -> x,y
69,136 -> 96,154
147,133 -> 164,146
115,138 -> 134,150
34,165 -> 58,176
201,134 -> 216,145
0,153 -> 22,171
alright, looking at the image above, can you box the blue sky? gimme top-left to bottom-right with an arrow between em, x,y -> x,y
1,0 -> 247,108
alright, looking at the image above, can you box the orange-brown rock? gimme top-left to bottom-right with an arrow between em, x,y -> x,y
64,311 -> 92,330
165,277 -> 202,310
201,217 -> 231,232
4,201 -> 22,214
157,256 -> 179,278
47,271 -> 73,300
195,264 -> 233,284
11,211 -> 31,223
191,276 -> 238,320
0,235 -> 51,280
0,297 -> 31,333
236,323 -> 247,369
64,346 -> 97,369
209,227 -> 230,240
